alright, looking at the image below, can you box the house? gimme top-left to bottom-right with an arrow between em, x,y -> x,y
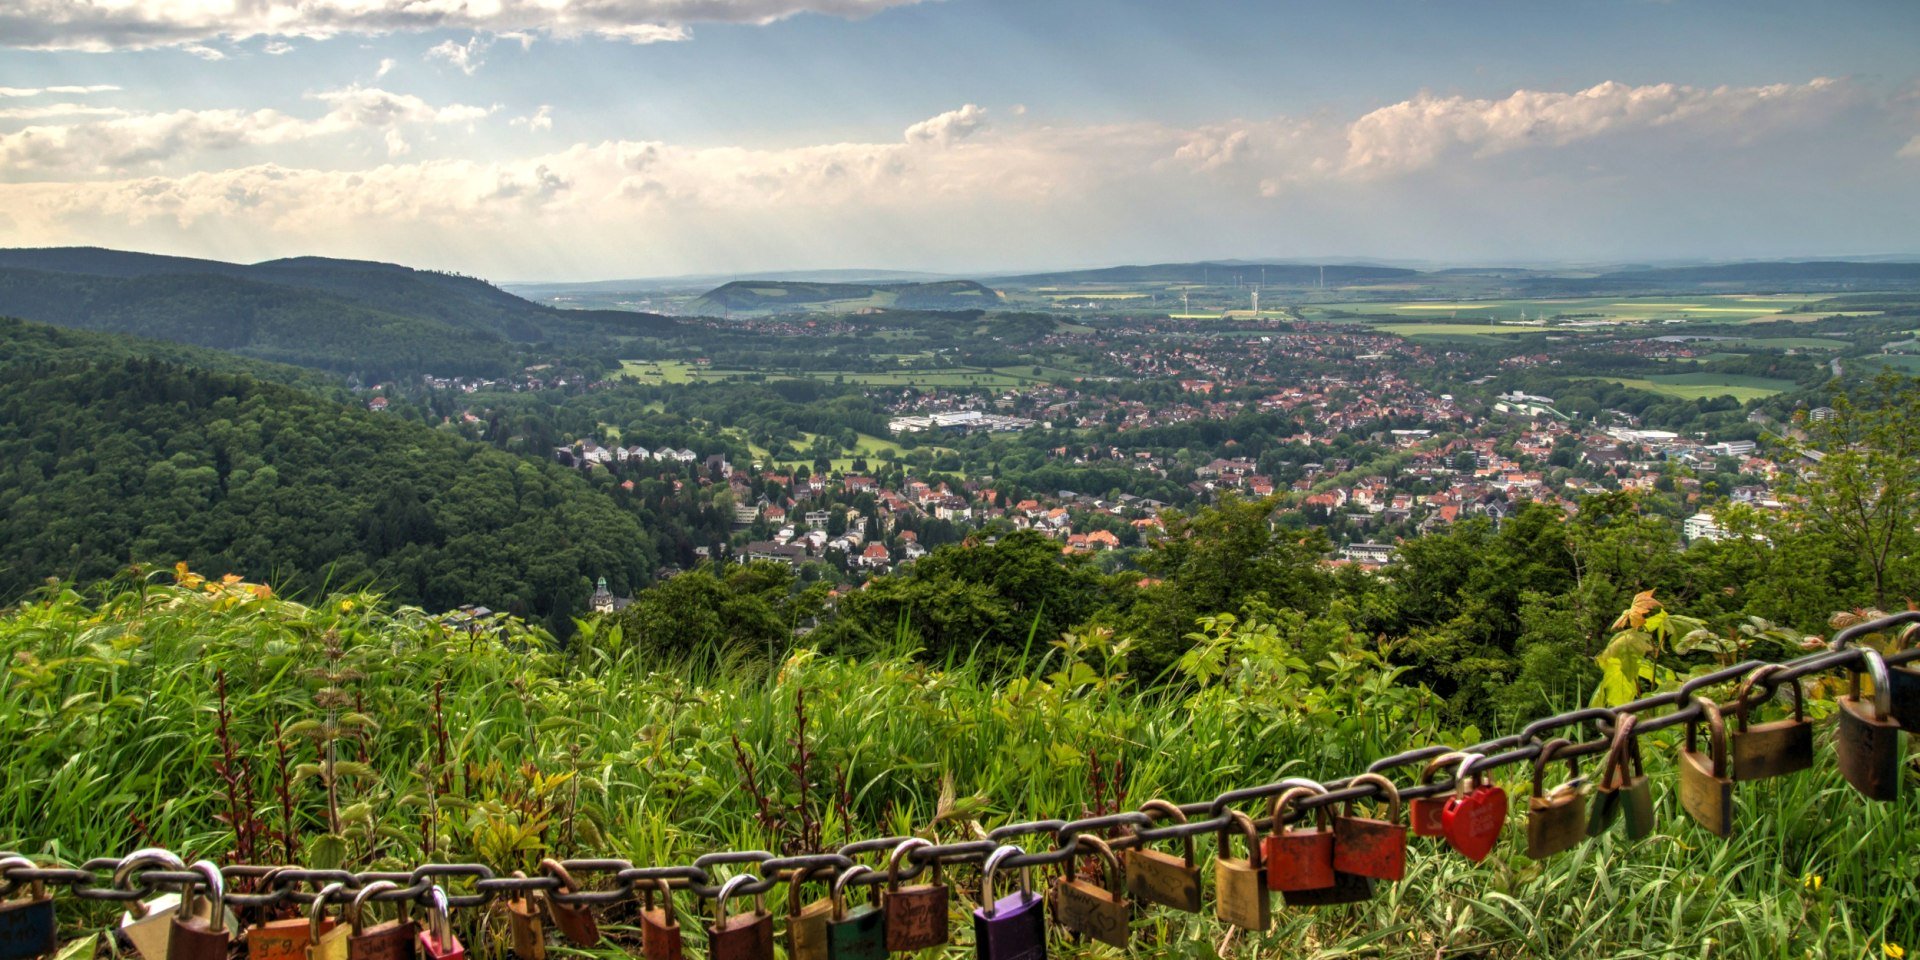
741,541 -> 809,568
1684,512 -> 1728,543
368,397 -> 390,412
858,542 -> 892,569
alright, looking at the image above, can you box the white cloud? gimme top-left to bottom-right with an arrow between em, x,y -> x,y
375,57 -> 395,79
512,106 -> 554,132
262,40 -> 294,55
904,104 -> 987,146
426,37 -> 489,75
0,103 -> 130,120
0,0 -> 927,52
180,42 -> 226,60
0,85 -> 121,98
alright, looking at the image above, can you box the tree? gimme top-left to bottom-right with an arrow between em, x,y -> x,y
1781,373 -> 1920,608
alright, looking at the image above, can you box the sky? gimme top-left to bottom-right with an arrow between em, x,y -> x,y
1,0 -> 1918,281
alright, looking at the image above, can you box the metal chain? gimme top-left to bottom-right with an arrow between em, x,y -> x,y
3,621 -> 1915,913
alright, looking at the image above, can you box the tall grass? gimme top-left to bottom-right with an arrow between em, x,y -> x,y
2,569 -> 1916,957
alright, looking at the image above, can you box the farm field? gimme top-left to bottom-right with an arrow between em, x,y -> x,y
1591,373 -> 1799,401
1864,354 -> 1920,374
1719,336 -> 1851,351
1345,295 -> 1828,326
1370,323 -> 1551,338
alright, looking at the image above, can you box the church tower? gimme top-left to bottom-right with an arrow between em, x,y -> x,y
591,576 -> 614,615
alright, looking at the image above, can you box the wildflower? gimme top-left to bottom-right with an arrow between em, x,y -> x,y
1885,944 -> 1905,959
1802,873 -> 1822,890
222,573 -> 244,585
173,561 -> 204,590
340,599 -> 356,612
250,584 -> 273,601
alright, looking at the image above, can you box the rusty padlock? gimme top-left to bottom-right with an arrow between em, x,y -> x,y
114,848 -> 187,960
1263,783 -> 1334,893
705,874 -> 773,960
970,845 -> 1044,960
0,856 -> 57,960
345,881 -> 416,960
1837,648 -> 1903,802
1332,773 -> 1407,882
1588,713 -> 1654,840
1048,835 -> 1129,948
304,883 -> 351,960
785,867 -> 833,960
1678,695 -> 1735,838
1123,799 -> 1201,912
167,862 -> 231,960
1730,665 -> 1814,781
537,860 -> 599,948
1410,752 -> 1474,838
247,869 -> 332,960
415,886 -> 464,960
504,872 -> 545,960
1525,738 -> 1589,859
881,838 -> 949,952
1212,811 -> 1270,933
636,879 -> 683,960
824,866 -> 886,960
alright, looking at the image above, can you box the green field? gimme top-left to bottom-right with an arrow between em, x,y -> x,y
1865,354 -> 1920,374
1591,373 -> 1799,401
1720,337 -> 1851,351
1352,295 -> 1826,326
1372,323 -> 1551,338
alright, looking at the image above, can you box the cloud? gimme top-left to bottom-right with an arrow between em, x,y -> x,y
426,37 -> 489,75
0,103 -> 130,120
0,0 -> 928,52
375,58 -> 395,78
1901,135 -> 1920,159
0,85 -> 492,175
512,106 -> 554,132
262,40 -> 294,55
0,84 -> 121,98
904,104 -> 987,146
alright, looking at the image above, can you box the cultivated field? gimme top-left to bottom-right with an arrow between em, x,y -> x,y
1591,373 -> 1799,401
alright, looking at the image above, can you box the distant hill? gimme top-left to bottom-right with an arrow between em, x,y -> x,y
0,247 -> 681,378
1598,261 -> 1920,286
689,278 -> 1002,314
990,261 -> 1419,286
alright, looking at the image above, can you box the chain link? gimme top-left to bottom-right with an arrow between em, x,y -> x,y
4,630 -> 1915,914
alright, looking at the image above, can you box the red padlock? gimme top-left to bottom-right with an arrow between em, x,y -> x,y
1440,754 -> 1509,863
1331,773 -> 1408,882
415,886 -> 464,960
1262,783 -> 1334,893
1410,752 -> 1476,838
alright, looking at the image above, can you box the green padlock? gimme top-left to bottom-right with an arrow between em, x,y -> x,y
823,866 -> 886,960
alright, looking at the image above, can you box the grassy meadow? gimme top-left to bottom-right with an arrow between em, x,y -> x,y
1591,373 -> 1800,402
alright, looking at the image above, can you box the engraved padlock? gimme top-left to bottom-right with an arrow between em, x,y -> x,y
248,869 -> 333,960
971,845 -> 1044,960
1123,799 -> 1201,912
1837,648 -> 1903,802
114,848 -> 187,960
504,872 -> 545,960
167,862 -> 231,960
344,881 -> 417,960
1262,784 -> 1334,893
0,856 -> 58,960
1678,695 -> 1735,838
1524,737 -> 1589,859
1730,665 -> 1814,781
415,885 -> 464,960
1410,752 -> 1473,838
537,859 -> 599,948
1212,811 -> 1270,933
1048,836 -> 1129,948
881,838 -> 949,952
825,866 -> 886,960
1332,773 -> 1408,882
785,867 -> 833,960
303,883 -> 351,960
637,879 -> 683,960
705,874 -> 773,960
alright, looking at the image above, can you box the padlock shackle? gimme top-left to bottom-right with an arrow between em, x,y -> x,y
347,880 -> 404,933
1451,753 -> 1488,795
0,855 -> 41,900
1418,751 -> 1470,787
831,865 -> 874,920
1343,773 -> 1402,823
1852,647 -> 1894,720
1600,713 -> 1644,786
1530,738 -> 1577,799
785,864 -> 826,920
638,877 -> 676,927
1686,696 -> 1728,776
1735,664 -> 1805,729
422,884 -> 453,950
978,845 -> 1031,917
885,837 -> 934,890
1066,835 -> 1123,894
1220,811 -> 1261,871
1267,782 -> 1330,835
309,882 -> 347,944
185,860 -> 225,924
1133,798 -> 1196,868
711,874 -> 756,928
536,859 -> 582,897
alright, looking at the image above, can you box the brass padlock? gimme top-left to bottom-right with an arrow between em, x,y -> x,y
1212,811 -> 1270,933
114,848 -> 187,960
1524,738 -> 1589,859
1410,752 -> 1473,838
705,874 -> 773,960
1837,648 -> 1903,802
882,838 -> 949,952
1048,835 -> 1129,948
167,862 -> 230,960
1331,773 -> 1407,882
0,856 -> 58,960
248,870 -> 333,960
1730,665 -> 1814,781
1678,695 -> 1735,838
1123,799 -> 1202,912
636,879 -> 683,960
504,872 -> 545,960
345,881 -> 416,960
785,866 -> 833,960
824,866 -> 886,960
537,860 -> 599,948
1588,713 -> 1654,841
304,883 -> 351,960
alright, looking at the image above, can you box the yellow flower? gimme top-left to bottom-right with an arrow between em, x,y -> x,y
339,599 -> 356,612
1885,944 -> 1905,959
249,584 -> 273,601
222,573 -> 244,585
1802,873 -> 1823,890
173,561 -> 204,590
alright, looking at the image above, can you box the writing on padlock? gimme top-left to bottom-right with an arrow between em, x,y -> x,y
881,838 -> 948,953
1048,835 -> 1128,949
247,869 -> 334,960
1123,799 -> 1201,913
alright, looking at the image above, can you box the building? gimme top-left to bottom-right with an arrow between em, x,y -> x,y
1683,512 -> 1728,543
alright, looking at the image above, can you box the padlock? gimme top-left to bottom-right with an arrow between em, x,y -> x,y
1524,738 -> 1589,859
504,872 -> 545,960
636,879 -> 683,960
784,867 -> 833,960
1278,869 -> 1373,908
1588,713 -> 1653,839
537,859 -> 599,948
0,856 -> 58,960
304,884 -> 351,960
1678,695 -> 1736,837
1212,811 -> 1270,933
1332,773 -> 1408,882
1730,665 -> 1815,781
167,862 -> 231,960
345,881 -> 417,960
416,886 -> 464,960
1047,836 -> 1128,949
705,874 -> 773,960
114,848 -> 187,960
248,870 -> 334,960
1123,799 -> 1202,912
1837,648 -> 1903,802
1262,784 -> 1334,893
1439,755 -> 1508,863
882,837 -> 949,952
1888,652 -> 1920,731
824,866 -> 886,960
1409,752 -> 1474,838
971,845 -> 1043,960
